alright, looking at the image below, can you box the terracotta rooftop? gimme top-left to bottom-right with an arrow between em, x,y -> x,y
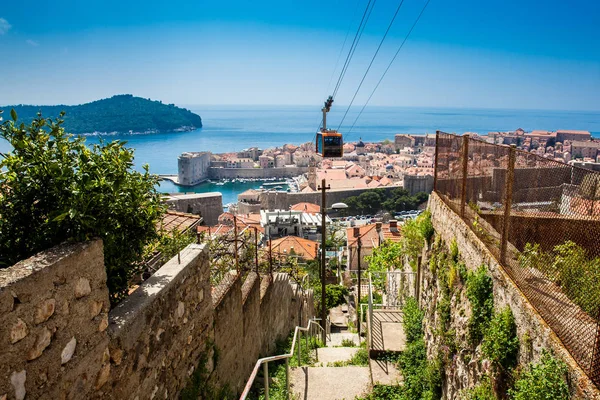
290,202 -> 321,213
269,236 -> 319,260
160,210 -> 202,233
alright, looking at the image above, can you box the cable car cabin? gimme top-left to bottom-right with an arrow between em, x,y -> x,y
316,130 -> 343,158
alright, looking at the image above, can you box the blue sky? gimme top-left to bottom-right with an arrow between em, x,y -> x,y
0,0 -> 599,110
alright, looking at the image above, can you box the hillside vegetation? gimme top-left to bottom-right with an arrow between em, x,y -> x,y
1,94 -> 202,134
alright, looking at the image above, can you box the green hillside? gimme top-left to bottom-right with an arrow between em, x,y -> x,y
1,94 -> 202,134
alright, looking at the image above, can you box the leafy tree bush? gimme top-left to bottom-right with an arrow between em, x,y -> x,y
481,307 -> 519,373
344,188 -> 428,215
508,351 -> 569,400
466,265 -> 494,344
0,112 -> 165,304
366,240 -> 403,289
325,284 -> 348,311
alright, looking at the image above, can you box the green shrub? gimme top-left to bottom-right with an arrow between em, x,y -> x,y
481,307 -> 519,373
403,297 -> 424,344
366,240 -> 403,289
324,284 -> 348,311
462,376 -> 496,400
399,338 -> 428,399
356,384 -> 404,400
418,210 -> 435,244
0,112 -> 165,305
509,351 -> 569,400
349,346 -> 369,366
340,338 -> 356,347
466,265 -> 494,344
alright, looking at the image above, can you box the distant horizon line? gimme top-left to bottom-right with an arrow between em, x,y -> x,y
2,101 -> 599,114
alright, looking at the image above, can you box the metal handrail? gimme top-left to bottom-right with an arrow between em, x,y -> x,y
239,318 -> 327,400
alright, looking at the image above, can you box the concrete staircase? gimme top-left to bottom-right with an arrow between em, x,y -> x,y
289,331 -> 371,400
281,306 -> 406,399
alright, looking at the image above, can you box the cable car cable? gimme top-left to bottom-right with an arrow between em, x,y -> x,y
324,0 -> 361,99
346,0 -> 432,135
331,0 -> 377,100
336,0 -> 407,131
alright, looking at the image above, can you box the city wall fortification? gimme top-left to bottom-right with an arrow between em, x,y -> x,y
208,166 -> 308,180
256,186 -> 401,211
0,241 -> 312,399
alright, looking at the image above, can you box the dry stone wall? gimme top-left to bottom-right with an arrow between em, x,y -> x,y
1,240 -> 313,399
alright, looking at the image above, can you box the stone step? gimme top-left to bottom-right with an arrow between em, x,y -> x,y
316,347 -> 359,365
290,366 -> 371,400
370,357 -> 403,386
328,331 -> 360,347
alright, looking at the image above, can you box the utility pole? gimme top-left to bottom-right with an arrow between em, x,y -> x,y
233,215 -> 239,272
268,235 -> 273,275
357,235 -> 362,339
254,227 -> 259,274
319,178 -> 331,343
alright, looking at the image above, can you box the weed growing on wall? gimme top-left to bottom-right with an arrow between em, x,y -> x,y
508,351 -> 569,400
461,376 -> 495,400
482,307 -> 519,375
180,342 -> 232,400
466,265 -> 494,345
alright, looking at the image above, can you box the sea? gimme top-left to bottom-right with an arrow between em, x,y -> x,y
1,105 -> 599,206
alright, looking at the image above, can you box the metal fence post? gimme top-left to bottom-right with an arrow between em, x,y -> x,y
460,134 -> 470,217
305,328 -> 309,360
263,362 -> 269,400
433,130 -> 440,191
297,333 -> 301,366
285,358 -> 290,399
500,144 -> 517,265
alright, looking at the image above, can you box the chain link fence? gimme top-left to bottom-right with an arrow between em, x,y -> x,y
434,131 -> 600,387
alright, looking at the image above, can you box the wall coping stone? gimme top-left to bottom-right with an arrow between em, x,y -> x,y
242,272 -> 259,304
0,240 -> 102,288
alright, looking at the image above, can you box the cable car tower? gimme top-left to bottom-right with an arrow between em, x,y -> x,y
316,96 -> 343,158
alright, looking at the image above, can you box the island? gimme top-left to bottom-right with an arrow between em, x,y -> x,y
1,94 -> 202,134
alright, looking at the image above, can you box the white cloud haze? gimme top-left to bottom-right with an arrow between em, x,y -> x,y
0,18 -> 11,35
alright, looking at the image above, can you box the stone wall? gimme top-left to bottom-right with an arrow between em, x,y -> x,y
210,272 -> 313,394
208,166 -> 307,180
105,244 -> 212,399
403,174 -> 434,196
0,240 -> 110,400
165,192 -> 223,225
0,241 -> 313,399
425,192 -> 600,399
